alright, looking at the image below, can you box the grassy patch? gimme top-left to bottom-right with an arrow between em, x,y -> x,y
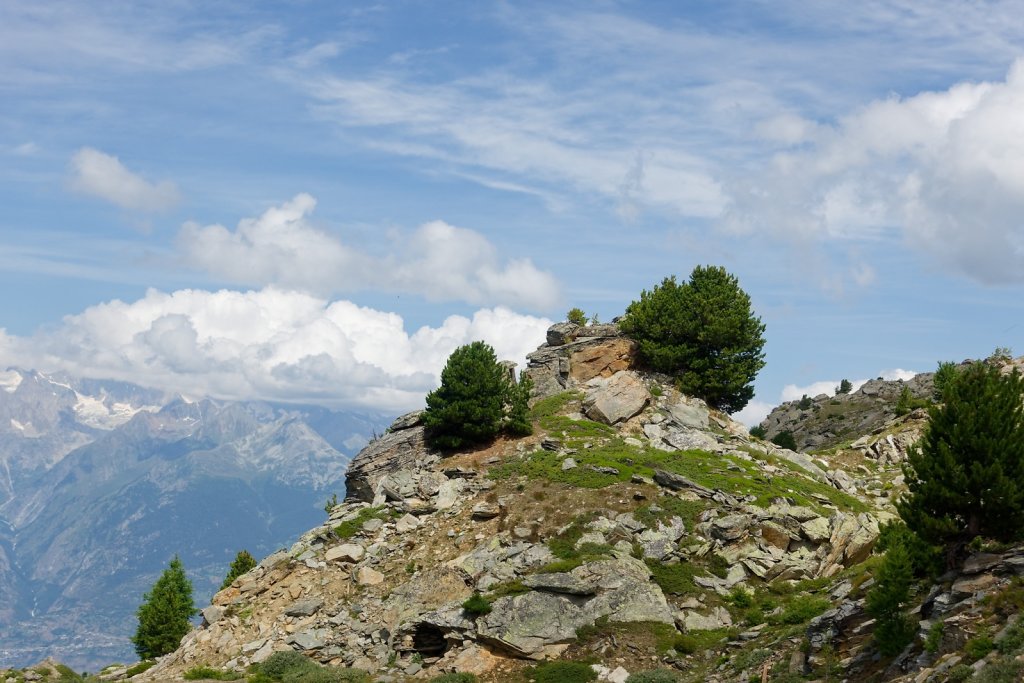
645,559 -> 700,596
334,506 -> 394,540
529,661 -> 597,683
124,661 -> 157,677
770,594 -> 831,625
183,666 -> 241,681
575,617 -> 681,654
530,391 -> 584,421
634,496 -> 706,530
673,628 -> 733,654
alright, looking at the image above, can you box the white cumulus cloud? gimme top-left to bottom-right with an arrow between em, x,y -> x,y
178,194 -> 562,311
0,288 -> 552,414
69,147 -> 181,212
724,59 -> 1024,284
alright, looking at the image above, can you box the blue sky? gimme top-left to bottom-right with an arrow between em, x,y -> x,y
2,1 -> 1024,423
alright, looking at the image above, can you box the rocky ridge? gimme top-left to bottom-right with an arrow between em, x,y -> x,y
126,324 -> 897,682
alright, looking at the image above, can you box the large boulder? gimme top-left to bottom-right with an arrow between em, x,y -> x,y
344,411 -> 440,502
476,557 -> 672,657
583,371 -> 650,425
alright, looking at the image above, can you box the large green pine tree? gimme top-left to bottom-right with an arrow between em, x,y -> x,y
132,555 -> 197,659
423,341 -> 509,449
620,266 -> 766,413
866,541 -> 916,656
898,362 -> 1024,546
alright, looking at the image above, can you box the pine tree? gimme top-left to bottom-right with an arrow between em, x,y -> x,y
423,341 -> 509,450
620,266 -> 766,413
132,555 -> 197,659
898,362 -> 1024,546
505,372 -> 534,437
220,550 -> 257,590
866,541 -> 916,656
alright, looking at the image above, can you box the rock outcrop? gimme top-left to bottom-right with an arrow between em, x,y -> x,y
343,411 -> 440,502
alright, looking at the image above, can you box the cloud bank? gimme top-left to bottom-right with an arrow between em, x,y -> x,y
69,148 -> 180,211
726,59 -> 1024,284
0,288 -> 551,413
178,194 -> 562,311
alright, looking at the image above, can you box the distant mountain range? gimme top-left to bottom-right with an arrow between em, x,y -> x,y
0,369 -> 391,671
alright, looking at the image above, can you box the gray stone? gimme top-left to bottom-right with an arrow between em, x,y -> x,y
435,479 -> 464,510
477,557 -> 672,657
284,597 -> 323,617
800,517 -> 831,544
356,566 -> 386,585
652,469 -> 713,496
472,502 -> 501,520
395,513 -> 420,533
679,605 -> 733,631
662,428 -> 721,452
326,543 -> 365,563
561,457 -> 578,470
547,322 -> 581,346
583,371 -> 649,425
522,572 -> 597,595
667,400 -> 710,430
288,628 -> 328,650
963,553 -> 1003,575
201,605 -> 226,624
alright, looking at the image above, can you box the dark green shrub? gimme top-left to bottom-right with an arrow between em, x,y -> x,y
924,620 -> 943,654
429,674 -> 479,683
506,372 -> 534,437
797,394 -> 813,410
566,308 -> 589,326
626,670 -> 680,683
836,379 -> 853,394
997,619 -> 1024,655
529,661 -> 597,683
965,633 -> 995,662
221,550 -> 257,590
875,521 -> 942,578
619,267 -> 766,413
770,430 -> 797,451
748,425 -> 766,439
461,593 -> 492,617
183,666 -> 241,680
773,594 -> 830,625
946,664 -> 973,682
256,651 -> 319,680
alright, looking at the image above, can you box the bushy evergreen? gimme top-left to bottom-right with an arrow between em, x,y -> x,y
423,341 -> 532,449
836,379 -> 853,394
131,555 -> 197,659
898,362 -> 1024,546
220,549 -> 257,590
566,307 -> 589,326
771,430 -> 797,451
619,266 -> 765,413
866,541 -> 916,656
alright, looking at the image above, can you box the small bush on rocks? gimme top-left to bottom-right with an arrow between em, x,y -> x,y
626,670 -> 680,683
461,593 -> 492,617
530,661 -> 597,683
183,666 -> 241,680
429,674 -> 479,683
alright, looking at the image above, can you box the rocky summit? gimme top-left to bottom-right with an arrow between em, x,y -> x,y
12,330 -> 1024,683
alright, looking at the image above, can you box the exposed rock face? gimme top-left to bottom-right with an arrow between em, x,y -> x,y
525,324 -> 636,398
344,411 -> 440,502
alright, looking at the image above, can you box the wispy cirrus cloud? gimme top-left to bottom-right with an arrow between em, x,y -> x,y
69,148 -> 180,212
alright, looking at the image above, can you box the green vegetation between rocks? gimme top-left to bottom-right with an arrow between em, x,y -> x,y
247,651 -> 368,683
334,506 -> 395,540
529,660 -> 598,683
183,666 -> 242,680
